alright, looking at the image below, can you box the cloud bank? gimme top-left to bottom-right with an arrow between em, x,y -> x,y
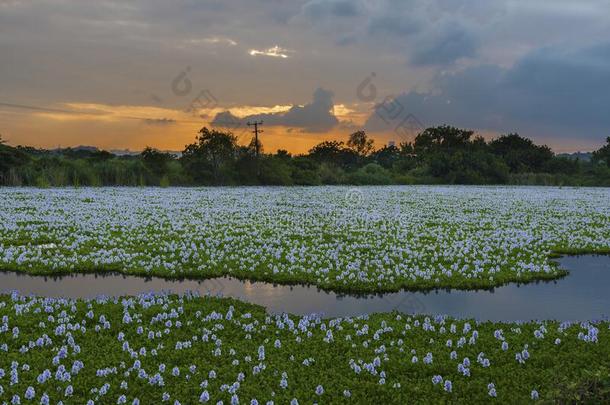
365,42 -> 610,143
211,88 -> 339,133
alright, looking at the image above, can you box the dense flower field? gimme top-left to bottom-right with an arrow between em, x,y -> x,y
0,292 -> 608,404
1,187 -> 609,292
1,187 -> 609,403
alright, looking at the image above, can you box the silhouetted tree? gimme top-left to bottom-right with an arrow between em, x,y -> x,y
246,136 -> 264,157
0,135 -> 30,182
141,147 -> 174,176
593,137 -> 610,166
371,145 -> 400,169
413,126 -> 474,157
347,130 -> 374,157
308,139 -> 359,169
489,133 -> 553,173
309,140 -> 345,163
181,127 -> 237,184
275,149 -> 291,160
2,126 -> 610,187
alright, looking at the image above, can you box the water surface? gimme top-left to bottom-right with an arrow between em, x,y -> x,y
1,255 -> 608,321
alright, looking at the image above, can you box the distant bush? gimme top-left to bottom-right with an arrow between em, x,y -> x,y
348,163 -> 393,185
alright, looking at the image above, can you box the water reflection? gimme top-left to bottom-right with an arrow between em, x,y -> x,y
1,255 -> 608,321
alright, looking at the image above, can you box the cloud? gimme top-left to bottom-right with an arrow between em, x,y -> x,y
211,88 -> 339,132
185,36 -> 237,46
209,110 -> 243,129
365,42 -> 610,143
248,45 -> 292,58
410,21 -> 479,66
3,0 -> 610,152
297,0 -> 483,65
143,118 -> 176,125
302,0 -> 363,19
367,13 -> 422,37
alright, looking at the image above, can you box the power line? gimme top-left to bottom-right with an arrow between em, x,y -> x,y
210,121 -> 250,143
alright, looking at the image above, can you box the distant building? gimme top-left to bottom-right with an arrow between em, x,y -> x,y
388,140 -> 395,147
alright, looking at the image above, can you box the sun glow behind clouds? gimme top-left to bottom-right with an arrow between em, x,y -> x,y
248,45 -> 291,58
228,104 -> 292,116
33,103 -> 192,123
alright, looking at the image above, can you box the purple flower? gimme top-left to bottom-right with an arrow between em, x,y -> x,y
24,387 -> 35,400
444,380 -> 452,392
522,348 -> 530,360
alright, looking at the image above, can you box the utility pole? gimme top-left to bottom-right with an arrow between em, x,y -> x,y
247,121 -> 263,176
247,121 -> 263,158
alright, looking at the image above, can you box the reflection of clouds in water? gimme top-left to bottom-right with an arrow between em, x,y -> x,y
201,278 -> 225,296
0,255 -> 608,321
238,280 -> 293,304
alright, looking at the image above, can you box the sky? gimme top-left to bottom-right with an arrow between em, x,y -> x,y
1,0 -> 610,154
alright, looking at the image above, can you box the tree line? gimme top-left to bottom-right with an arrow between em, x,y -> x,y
1,126 -> 610,187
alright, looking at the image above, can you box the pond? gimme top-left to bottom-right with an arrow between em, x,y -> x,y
1,255 -> 608,321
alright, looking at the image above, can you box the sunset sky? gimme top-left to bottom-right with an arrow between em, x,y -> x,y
1,0 -> 610,154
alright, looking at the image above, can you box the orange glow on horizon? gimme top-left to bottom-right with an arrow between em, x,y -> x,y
0,102 -> 600,154
0,101 -> 377,154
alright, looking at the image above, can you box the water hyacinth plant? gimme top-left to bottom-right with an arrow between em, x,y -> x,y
0,186 -> 609,292
0,292 -> 608,403
0,186 -> 609,403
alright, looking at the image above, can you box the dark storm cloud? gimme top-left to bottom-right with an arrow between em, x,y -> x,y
302,0 -> 362,18
211,88 -> 339,133
409,22 -> 479,66
365,43 -> 610,142
298,0 -> 486,66
367,13 -> 422,37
